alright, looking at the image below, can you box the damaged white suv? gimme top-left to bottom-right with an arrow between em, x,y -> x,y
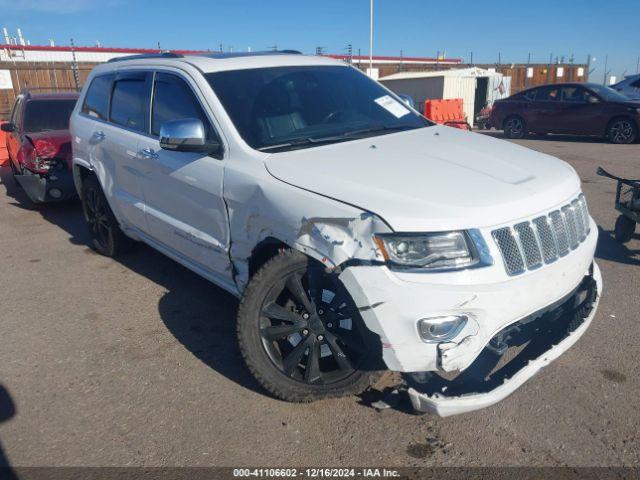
70,51 -> 602,416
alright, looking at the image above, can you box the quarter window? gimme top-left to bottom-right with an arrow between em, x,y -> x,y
82,74 -> 114,120
151,73 -> 214,139
109,73 -> 151,133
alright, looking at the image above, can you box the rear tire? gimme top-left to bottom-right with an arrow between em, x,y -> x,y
237,250 -> 382,402
607,118 -> 638,144
81,174 -> 133,257
503,116 -> 527,139
614,215 -> 636,243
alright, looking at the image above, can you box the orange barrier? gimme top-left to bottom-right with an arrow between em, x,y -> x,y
0,121 -> 8,167
424,99 -> 470,131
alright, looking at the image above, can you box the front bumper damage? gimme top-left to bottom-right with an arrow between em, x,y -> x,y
339,222 -> 601,416
15,167 -> 76,203
407,264 -> 601,416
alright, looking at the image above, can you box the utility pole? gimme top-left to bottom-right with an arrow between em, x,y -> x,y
636,55 -> 639,74
603,54 -> 609,85
470,51 -> 473,65
268,45 -> 278,52
70,38 -> 80,91
346,43 -> 353,64
369,0 -> 373,75
315,46 -> 324,56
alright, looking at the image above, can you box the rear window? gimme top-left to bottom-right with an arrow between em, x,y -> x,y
82,74 -> 113,120
23,99 -> 77,132
109,73 -> 151,133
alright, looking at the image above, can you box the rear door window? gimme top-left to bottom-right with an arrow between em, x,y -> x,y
82,74 -> 114,120
534,86 -> 560,102
151,72 -> 216,139
109,72 -> 152,133
560,86 -> 587,103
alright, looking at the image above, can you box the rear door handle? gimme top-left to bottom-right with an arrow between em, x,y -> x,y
140,147 -> 159,159
92,130 -> 105,140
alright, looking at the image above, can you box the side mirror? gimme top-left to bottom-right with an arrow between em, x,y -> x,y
397,94 -> 415,109
1,122 -> 15,132
159,118 -> 221,155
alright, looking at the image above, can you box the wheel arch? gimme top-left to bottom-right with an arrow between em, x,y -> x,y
72,160 -> 94,195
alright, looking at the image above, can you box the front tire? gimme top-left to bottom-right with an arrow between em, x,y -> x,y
503,116 -> 527,139
614,215 -> 636,243
81,174 -> 133,257
237,250 -> 382,402
607,118 -> 637,144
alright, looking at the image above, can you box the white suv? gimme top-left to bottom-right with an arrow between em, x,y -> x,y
70,51 -> 602,416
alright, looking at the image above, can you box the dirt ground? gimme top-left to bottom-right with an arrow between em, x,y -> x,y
0,132 -> 638,468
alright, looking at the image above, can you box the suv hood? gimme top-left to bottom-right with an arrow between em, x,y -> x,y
264,126 -> 580,231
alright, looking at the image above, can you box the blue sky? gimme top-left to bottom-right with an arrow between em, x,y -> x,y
1,0 -> 638,82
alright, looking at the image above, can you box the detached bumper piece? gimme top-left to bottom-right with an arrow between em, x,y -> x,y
15,168 -> 76,203
408,269 -> 600,417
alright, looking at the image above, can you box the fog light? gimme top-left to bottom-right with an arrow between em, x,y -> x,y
417,315 -> 468,343
49,188 -> 62,199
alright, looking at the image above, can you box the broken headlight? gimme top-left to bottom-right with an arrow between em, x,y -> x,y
374,231 -> 481,270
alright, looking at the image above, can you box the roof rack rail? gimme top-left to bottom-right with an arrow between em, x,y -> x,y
197,50 -> 303,59
108,52 -> 183,63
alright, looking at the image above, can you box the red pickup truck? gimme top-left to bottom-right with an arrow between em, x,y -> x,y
2,91 -> 78,203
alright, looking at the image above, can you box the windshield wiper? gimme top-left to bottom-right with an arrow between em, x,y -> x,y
257,124 -> 423,152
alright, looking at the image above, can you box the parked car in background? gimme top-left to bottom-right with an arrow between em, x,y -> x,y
611,74 -> 640,100
70,52 -> 601,416
2,91 -> 79,203
489,83 -> 640,144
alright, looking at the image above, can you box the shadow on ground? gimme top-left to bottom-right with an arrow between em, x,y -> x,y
595,226 -> 640,266
0,384 -> 18,479
0,167 -> 262,397
478,130 -> 608,144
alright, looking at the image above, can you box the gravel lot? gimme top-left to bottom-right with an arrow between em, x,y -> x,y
0,132 -> 638,468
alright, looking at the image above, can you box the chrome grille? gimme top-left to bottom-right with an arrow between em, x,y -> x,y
532,216 -> 558,264
514,222 -> 543,269
549,210 -> 570,256
492,228 -> 525,275
492,194 -> 591,276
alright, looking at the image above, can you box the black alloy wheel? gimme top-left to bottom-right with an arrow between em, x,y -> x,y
81,175 -> 132,257
237,250 -> 382,402
608,118 -> 637,144
503,116 -> 526,139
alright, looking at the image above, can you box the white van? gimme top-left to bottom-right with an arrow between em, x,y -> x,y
70,51 -> 602,416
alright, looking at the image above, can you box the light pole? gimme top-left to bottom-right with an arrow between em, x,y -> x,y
369,0 -> 373,76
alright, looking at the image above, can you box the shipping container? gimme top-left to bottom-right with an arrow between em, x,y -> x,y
380,67 -> 511,126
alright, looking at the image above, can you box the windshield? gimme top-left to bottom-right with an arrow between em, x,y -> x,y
588,84 -> 631,102
205,65 -> 430,151
23,99 -> 77,133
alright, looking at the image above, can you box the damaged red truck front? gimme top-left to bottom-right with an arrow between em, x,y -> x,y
3,91 -> 78,203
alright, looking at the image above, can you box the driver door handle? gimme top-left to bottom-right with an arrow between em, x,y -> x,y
92,130 -> 105,140
140,147 -> 159,159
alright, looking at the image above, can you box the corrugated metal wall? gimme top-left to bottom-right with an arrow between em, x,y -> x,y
0,61 -> 97,119
442,77 -> 476,124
